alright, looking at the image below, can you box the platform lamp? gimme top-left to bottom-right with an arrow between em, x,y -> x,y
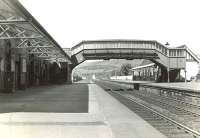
165,42 -> 170,46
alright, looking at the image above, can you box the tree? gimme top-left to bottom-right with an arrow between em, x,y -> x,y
120,63 -> 132,76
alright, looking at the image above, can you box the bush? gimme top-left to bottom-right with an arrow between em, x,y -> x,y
120,63 -> 132,76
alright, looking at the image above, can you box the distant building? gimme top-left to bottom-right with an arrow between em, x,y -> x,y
130,60 -> 158,81
130,59 -> 200,82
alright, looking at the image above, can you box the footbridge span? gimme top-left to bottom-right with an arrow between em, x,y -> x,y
67,40 -> 200,82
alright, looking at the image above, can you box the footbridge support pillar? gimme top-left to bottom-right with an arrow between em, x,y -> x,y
184,70 -> 187,83
67,63 -> 73,84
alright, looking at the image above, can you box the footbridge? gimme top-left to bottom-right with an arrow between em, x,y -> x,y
69,40 -> 200,82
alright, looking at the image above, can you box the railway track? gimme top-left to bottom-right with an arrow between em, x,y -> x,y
100,81 -> 200,122
96,80 -> 200,138
135,90 -> 200,115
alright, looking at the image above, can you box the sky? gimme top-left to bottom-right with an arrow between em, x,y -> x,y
19,0 -> 200,55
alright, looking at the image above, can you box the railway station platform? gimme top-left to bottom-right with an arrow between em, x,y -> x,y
0,82 -> 167,138
110,79 -> 153,84
110,79 -> 200,93
144,82 -> 200,93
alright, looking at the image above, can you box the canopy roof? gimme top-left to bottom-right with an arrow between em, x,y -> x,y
0,0 -> 71,63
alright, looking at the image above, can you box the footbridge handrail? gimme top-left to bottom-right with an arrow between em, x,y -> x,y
185,46 -> 200,63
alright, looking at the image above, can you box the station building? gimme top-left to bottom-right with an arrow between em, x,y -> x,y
130,62 -> 158,81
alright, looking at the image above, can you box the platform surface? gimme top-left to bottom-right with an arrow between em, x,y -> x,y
110,79 -> 153,84
0,82 -> 167,138
0,84 -> 88,113
145,82 -> 200,92
110,79 -> 200,92
0,83 -> 112,138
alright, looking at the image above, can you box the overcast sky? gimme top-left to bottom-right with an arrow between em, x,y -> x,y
19,0 -> 200,54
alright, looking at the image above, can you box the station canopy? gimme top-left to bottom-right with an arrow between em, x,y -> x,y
0,0 -> 71,63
